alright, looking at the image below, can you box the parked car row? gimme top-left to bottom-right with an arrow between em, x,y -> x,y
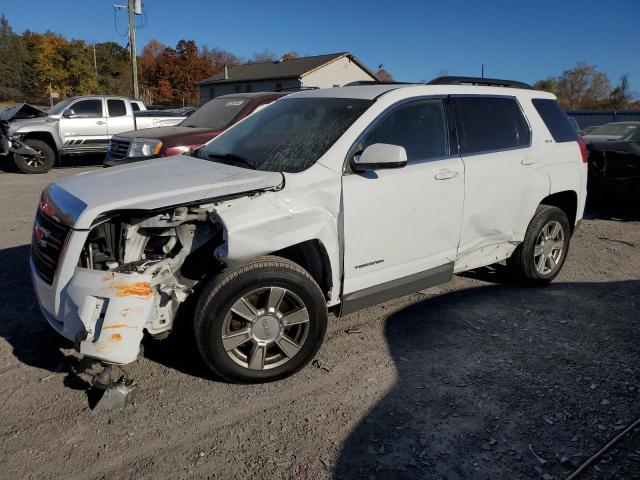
104,92 -> 287,166
0,96 -> 186,173
587,126 -> 640,197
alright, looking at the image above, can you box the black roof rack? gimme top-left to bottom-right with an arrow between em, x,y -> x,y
427,76 -> 533,90
274,86 -> 320,92
343,81 -> 417,87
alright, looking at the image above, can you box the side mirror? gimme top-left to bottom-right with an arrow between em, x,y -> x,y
351,143 -> 407,172
63,109 -> 75,118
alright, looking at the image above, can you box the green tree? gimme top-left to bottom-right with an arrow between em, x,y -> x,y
95,42 -> 130,96
0,15 -> 30,101
63,40 -> 98,95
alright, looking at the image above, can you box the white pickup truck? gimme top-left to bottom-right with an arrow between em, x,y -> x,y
0,95 -> 186,174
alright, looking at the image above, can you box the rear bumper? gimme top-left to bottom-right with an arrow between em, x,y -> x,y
31,259 -> 155,364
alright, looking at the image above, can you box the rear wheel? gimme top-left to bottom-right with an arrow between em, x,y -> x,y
13,139 -> 56,174
507,205 -> 571,284
194,256 -> 328,383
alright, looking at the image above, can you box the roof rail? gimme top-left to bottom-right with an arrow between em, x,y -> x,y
274,86 -> 320,92
343,81 -> 417,87
427,76 -> 533,90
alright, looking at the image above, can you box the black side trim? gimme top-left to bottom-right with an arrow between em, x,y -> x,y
340,262 -> 454,316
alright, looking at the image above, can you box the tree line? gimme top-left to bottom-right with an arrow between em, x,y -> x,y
0,16 -> 298,107
0,15 -> 636,109
533,63 -> 638,110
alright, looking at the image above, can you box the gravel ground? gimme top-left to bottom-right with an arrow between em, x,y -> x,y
0,164 -> 639,480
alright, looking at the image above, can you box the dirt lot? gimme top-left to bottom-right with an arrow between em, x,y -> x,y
0,164 -> 639,480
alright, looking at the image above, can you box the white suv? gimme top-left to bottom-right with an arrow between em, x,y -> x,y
31,77 -> 587,383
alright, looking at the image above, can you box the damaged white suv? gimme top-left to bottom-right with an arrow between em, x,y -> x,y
31,77 -> 587,383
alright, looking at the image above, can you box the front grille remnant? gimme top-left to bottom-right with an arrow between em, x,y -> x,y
31,209 -> 70,284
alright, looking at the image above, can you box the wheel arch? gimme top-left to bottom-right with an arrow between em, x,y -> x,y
271,239 -> 333,301
539,190 -> 578,232
21,131 -> 60,163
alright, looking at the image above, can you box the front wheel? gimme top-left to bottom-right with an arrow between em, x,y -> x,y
13,139 -> 56,174
194,256 -> 328,383
507,205 -> 571,285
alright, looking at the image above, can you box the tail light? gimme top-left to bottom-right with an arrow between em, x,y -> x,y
577,137 -> 588,164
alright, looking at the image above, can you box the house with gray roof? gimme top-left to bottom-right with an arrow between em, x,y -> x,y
197,52 -> 378,104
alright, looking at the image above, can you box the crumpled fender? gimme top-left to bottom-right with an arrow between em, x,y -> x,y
214,167 -> 343,305
10,118 -> 62,150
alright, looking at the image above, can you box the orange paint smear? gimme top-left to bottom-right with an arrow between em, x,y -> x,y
109,282 -> 153,298
118,306 -> 145,318
103,323 -> 136,329
110,333 -> 123,341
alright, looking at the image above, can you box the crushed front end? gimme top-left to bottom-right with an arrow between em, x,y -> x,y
30,184 -> 225,365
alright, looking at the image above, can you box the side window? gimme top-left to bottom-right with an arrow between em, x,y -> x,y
107,99 -> 127,117
130,102 -> 140,112
453,97 -> 530,154
531,98 -> 578,143
67,99 -> 103,118
362,99 -> 448,162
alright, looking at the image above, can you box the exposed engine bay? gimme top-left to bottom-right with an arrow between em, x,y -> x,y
79,205 -> 224,338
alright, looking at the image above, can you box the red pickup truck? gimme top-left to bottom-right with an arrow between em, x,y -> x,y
104,92 -> 287,167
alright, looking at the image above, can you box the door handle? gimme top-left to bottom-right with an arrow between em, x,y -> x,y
434,169 -> 459,180
96,121 -> 106,125
521,155 -> 537,165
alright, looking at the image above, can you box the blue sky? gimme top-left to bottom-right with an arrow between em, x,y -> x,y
2,0 -> 639,93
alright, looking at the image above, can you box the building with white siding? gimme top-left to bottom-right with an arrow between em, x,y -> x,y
197,53 -> 378,105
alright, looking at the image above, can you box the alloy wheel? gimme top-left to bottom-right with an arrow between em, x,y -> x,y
533,220 -> 565,275
221,286 -> 310,370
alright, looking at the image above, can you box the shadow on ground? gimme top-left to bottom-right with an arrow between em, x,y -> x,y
0,244 -> 72,375
334,280 -> 640,479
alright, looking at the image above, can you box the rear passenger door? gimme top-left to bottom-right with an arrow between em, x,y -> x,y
451,96 -> 534,259
106,99 -> 135,136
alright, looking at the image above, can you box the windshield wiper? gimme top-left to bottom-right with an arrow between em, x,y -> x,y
206,153 -> 256,170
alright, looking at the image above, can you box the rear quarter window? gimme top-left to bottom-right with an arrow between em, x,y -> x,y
531,99 -> 578,143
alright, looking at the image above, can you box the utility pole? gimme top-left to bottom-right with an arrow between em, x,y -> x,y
93,44 -> 98,77
128,0 -> 139,99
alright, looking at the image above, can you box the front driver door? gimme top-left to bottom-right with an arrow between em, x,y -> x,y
341,98 -> 464,313
59,98 -> 109,152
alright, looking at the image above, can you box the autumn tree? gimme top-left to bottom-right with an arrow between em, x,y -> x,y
281,51 -> 299,61
533,63 -> 635,109
375,65 -> 394,82
138,38 -> 239,105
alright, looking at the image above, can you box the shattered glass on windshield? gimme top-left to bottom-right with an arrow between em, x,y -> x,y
199,97 -> 373,173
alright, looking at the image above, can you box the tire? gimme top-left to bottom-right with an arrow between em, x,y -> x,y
13,139 -> 56,174
194,256 -> 328,383
507,205 -> 571,285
